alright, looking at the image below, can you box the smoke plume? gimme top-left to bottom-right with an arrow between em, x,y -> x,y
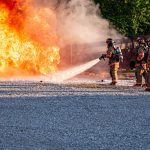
33,0 -> 122,46
56,0 -> 122,46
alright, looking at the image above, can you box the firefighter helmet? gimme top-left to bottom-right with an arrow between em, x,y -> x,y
137,37 -> 145,45
106,38 -> 115,47
106,38 -> 115,44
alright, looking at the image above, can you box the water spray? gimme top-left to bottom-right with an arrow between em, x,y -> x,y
44,58 -> 100,83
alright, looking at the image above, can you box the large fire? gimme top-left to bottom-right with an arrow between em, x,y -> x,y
0,0 -> 60,77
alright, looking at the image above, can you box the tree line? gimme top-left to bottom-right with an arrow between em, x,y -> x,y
94,0 -> 150,37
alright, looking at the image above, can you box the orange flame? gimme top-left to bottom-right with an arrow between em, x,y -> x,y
0,0 -> 60,76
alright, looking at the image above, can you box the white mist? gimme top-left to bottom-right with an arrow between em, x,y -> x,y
44,58 -> 100,82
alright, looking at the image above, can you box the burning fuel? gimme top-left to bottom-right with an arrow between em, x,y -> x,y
45,58 -> 100,83
0,0 -> 60,76
0,0 -> 122,80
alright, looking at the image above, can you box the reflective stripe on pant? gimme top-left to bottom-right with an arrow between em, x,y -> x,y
110,63 -> 119,83
135,66 -> 147,85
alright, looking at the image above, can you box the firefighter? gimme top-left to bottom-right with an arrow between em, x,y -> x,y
134,38 -> 148,86
145,38 -> 150,91
99,38 -> 123,85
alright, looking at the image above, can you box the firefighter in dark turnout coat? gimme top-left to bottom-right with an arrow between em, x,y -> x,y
134,38 -> 148,86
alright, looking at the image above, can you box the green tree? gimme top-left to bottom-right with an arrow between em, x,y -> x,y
94,0 -> 150,36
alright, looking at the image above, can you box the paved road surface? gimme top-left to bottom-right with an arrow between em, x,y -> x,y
0,81 -> 150,150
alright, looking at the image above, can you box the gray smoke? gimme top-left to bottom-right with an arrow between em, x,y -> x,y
33,0 -> 122,46
56,0 -> 122,46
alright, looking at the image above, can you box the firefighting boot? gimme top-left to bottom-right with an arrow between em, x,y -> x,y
142,84 -> 147,87
133,83 -> 142,87
109,82 -> 117,85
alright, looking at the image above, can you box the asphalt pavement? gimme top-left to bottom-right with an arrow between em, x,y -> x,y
0,81 -> 150,150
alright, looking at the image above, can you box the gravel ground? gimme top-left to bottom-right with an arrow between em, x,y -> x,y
0,80 -> 150,150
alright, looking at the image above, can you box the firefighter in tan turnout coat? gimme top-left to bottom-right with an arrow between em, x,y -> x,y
99,38 -> 123,85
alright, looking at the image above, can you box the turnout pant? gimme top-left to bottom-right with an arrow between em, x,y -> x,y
110,63 -> 119,83
135,66 -> 147,85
